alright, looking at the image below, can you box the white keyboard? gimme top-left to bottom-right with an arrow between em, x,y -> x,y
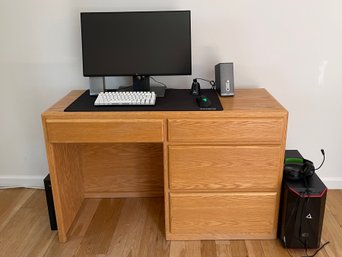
94,91 -> 156,106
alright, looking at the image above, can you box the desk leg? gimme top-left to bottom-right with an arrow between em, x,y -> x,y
163,138 -> 171,239
46,143 -> 84,242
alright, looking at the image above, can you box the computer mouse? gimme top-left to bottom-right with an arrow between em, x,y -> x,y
196,95 -> 212,108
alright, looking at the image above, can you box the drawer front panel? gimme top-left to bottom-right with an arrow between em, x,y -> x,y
168,118 -> 284,143
169,145 -> 282,190
46,119 -> 163,143
170,192 -> 277,235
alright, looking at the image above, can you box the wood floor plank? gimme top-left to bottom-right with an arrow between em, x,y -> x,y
0,188 -> 25,216
0,190 -> 50,257
320,207 -> 342,257
42,198 -> 100,257
169,241 -> 201,257
0,188 -> 35,232
169,241 -> 187,257
106,198 -> 150,257
19,215 -> 56,257
185,241 -> 202,257
201,241 -> 217,257
245,241 -> 265,257
18,191 -> 56,257
155,201 -> 172,257
137,198 -> 170,257
260,240 -> 289,257
326,190 -> 342,226
74,198 -> 124,257
291,248 -> 329,257
0,189 -> 341,257
216,240 -> 248,257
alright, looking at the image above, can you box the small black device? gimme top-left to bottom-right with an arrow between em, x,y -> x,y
196,95 -> 212,108
215,63 -> 234,96
279,150 -> 328,250
81,11 -> 192,94
44,174 -> 57,230
190,79 -> 201,96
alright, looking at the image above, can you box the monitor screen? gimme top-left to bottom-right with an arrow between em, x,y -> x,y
81,11 -> 192,77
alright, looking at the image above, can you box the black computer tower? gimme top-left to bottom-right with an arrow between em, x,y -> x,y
44,174 -> 57,230
278,150 -> 327,249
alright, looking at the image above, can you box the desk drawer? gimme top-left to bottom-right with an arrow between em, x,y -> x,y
168,118 -> 284,143
46,119 -> 163,143
169,145 -> 282,190
170,192 -> 277,236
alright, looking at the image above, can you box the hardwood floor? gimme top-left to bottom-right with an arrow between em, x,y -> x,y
0,189 -> 341,257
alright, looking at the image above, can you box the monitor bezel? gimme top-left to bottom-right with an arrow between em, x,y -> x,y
80,10 -> 192,77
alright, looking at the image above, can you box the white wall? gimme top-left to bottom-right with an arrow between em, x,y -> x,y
1,0 -> 341,188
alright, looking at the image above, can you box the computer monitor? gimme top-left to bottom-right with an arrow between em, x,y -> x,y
80,11 -> 192,91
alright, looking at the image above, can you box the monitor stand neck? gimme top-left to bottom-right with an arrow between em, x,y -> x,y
89,77 -> 105,95
117,75 -> 166,97
133,75 -> 150,91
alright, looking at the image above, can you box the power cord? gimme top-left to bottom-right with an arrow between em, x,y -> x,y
303,241 -> 330,257
150,76 -> 168,88
194,77 -> 216,90
283,192 -> 304,257
314,149 -> 325,171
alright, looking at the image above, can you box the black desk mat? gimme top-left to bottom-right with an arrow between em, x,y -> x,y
64,89 -> 223,112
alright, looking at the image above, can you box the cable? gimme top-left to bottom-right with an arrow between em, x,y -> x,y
298,194 -> 310,252
297,183 -> 329,257
284,236 -> 295,257
195,77 -> 216,90
302,241 -> 330,257
284,194 -> 302,237
150,76 -> 168,88
283,192 -> 304,257
314,149 -> 325,171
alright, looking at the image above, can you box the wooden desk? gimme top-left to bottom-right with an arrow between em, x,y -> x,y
42,88 -> 288,242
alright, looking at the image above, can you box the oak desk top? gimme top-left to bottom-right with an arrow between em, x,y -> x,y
42,88 -> 287,119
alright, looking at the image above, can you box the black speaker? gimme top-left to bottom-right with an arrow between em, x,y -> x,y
278,150 -> 327,249
215,63 -> 234,96
44,174 -> 57,230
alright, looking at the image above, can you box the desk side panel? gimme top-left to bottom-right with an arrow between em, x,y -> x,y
272,113 -> 288,239
44,143 -> 84,242
43,115 -> 85,242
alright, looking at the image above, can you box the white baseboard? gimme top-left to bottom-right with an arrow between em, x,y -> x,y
1,175 -> 341,190
0,175 -> 45,189
321,177 -> 342,189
